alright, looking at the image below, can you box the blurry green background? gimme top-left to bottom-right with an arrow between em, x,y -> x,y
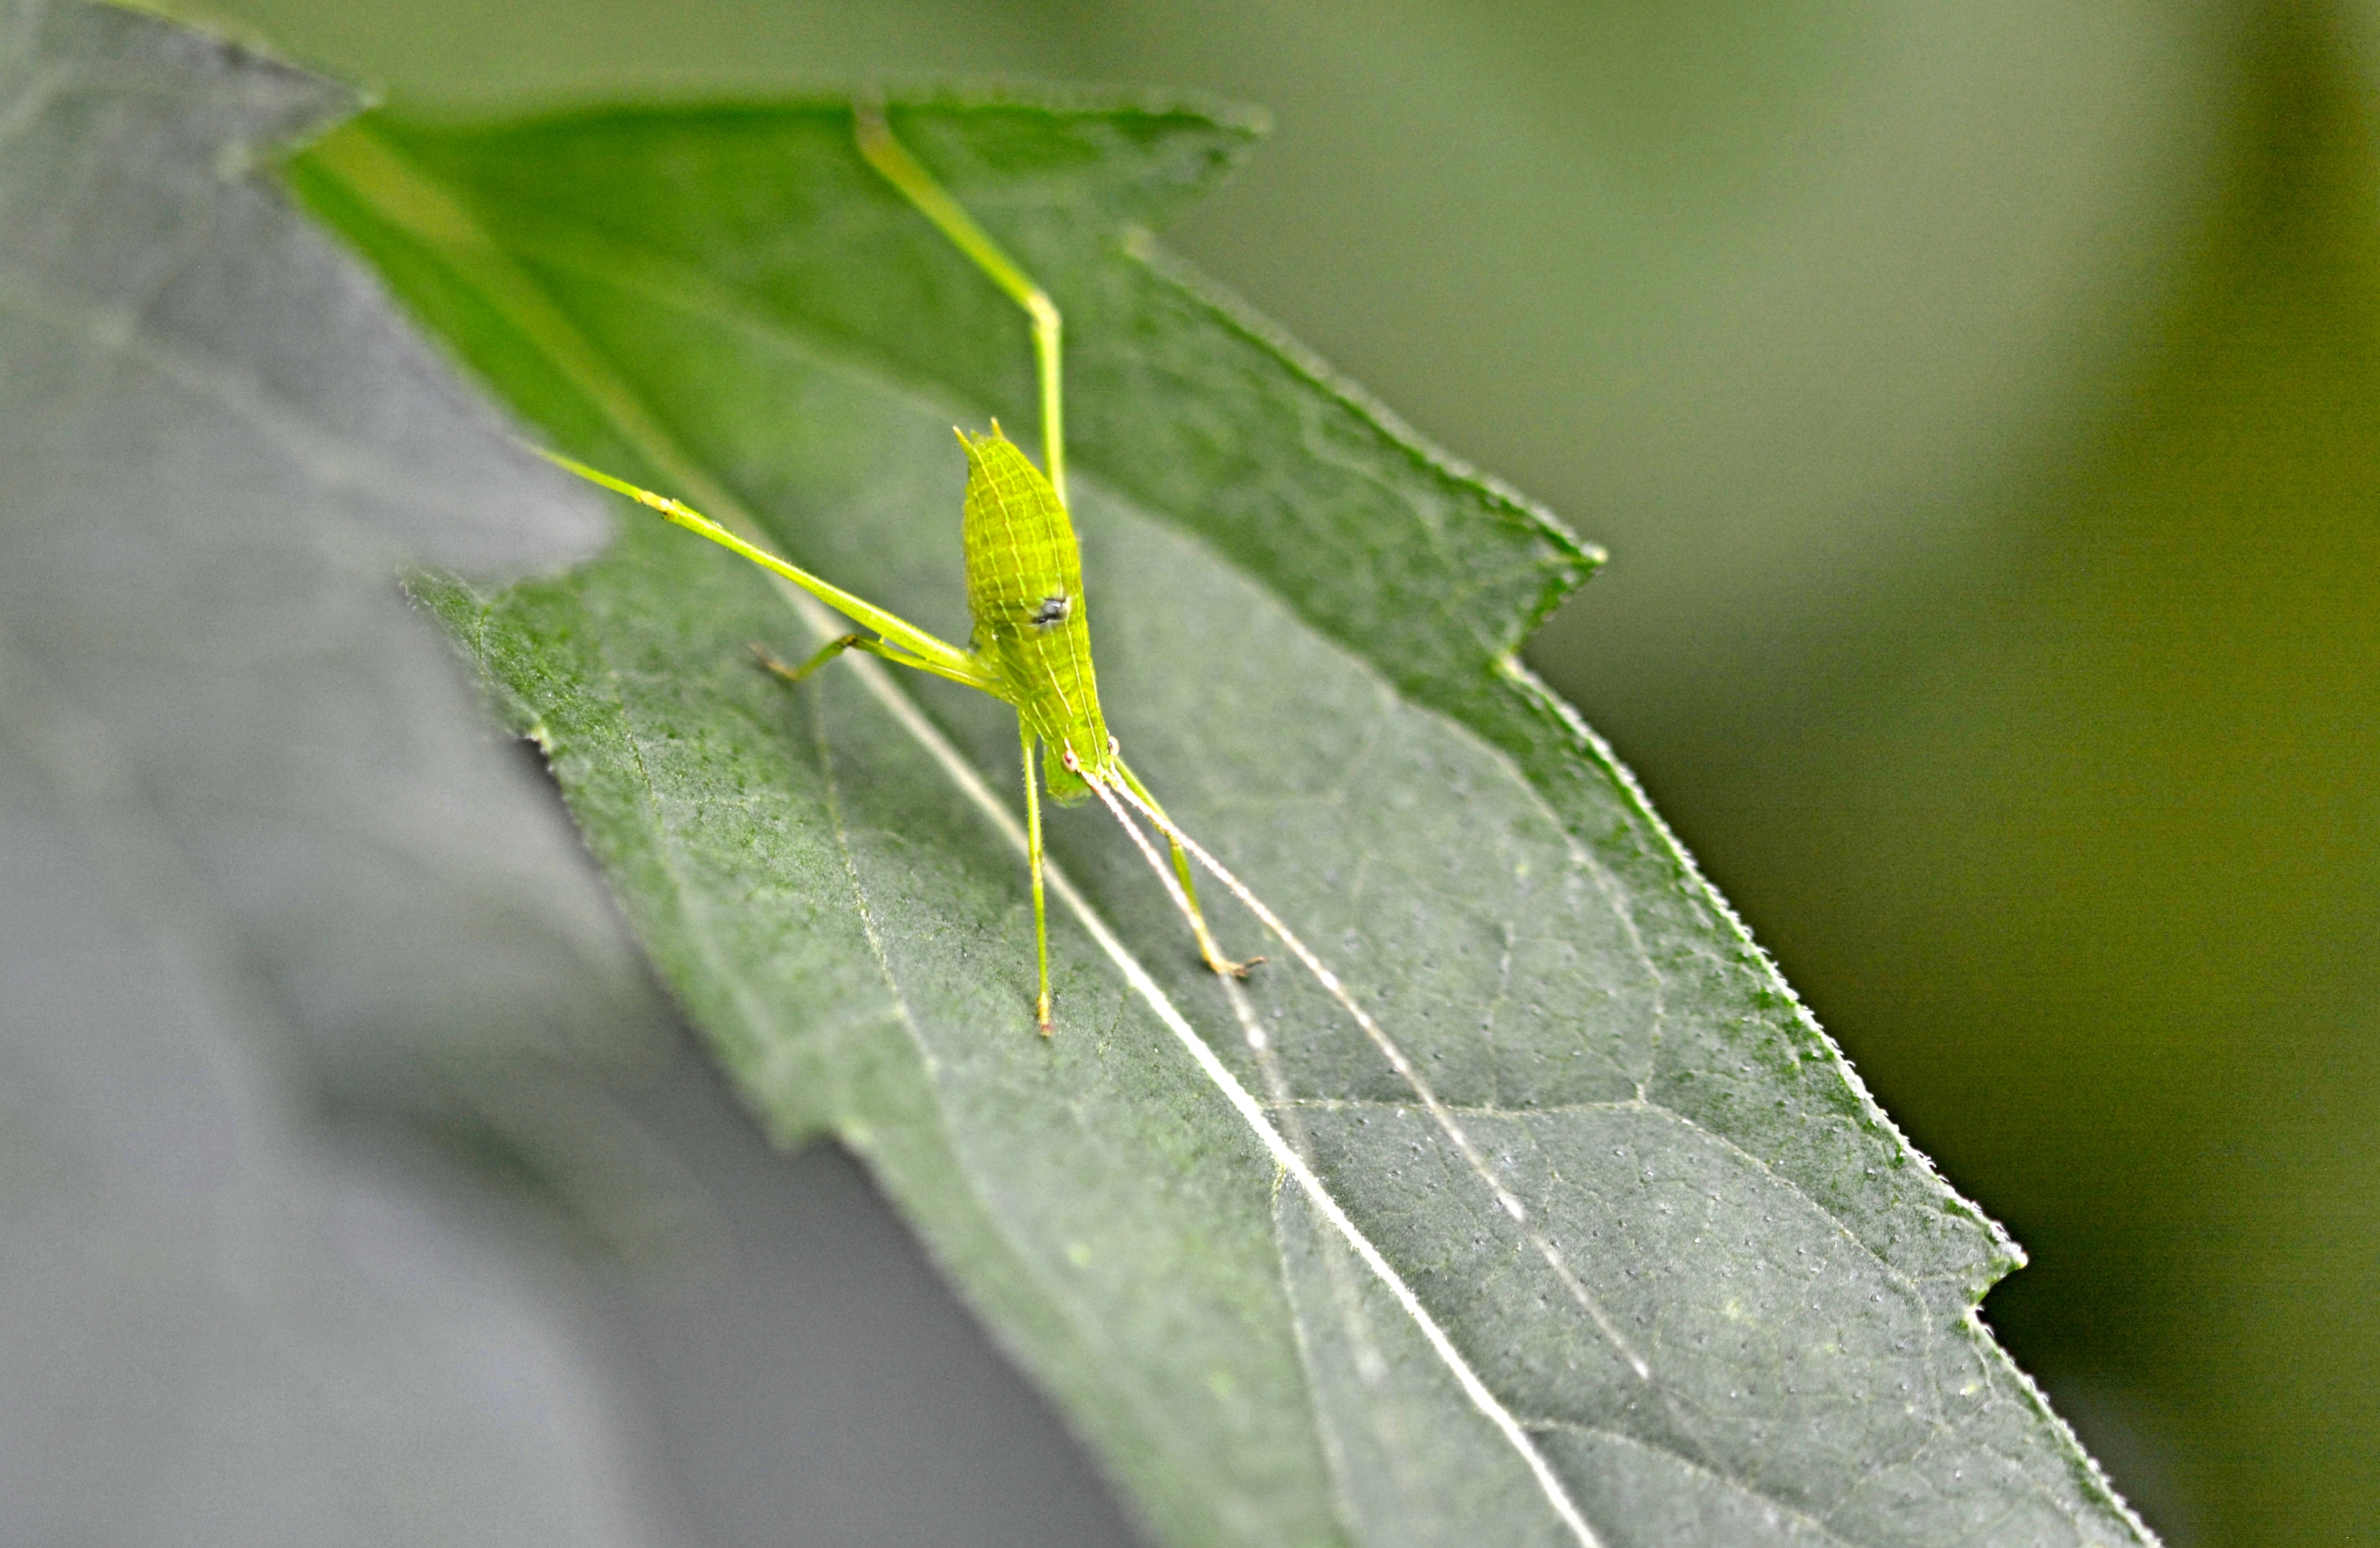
190,1 -> 2378,1542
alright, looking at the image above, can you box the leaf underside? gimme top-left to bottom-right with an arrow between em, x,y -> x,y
290,93 -> 2155,1548
0,4 -> 671,1541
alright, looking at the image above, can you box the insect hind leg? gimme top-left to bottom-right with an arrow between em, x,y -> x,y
854,100 -> 1068,507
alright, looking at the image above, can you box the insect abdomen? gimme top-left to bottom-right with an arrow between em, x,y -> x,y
957,429 -> 1109,790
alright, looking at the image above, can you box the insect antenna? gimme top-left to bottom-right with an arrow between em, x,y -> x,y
1085,763 -> 1653,1382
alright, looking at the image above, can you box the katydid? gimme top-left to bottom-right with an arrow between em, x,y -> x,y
540,104 -> 1258,1034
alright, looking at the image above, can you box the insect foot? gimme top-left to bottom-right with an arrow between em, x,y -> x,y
1204,948 -> 1266,980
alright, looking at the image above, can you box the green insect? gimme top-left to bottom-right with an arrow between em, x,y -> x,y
542,104 -> 1257,1033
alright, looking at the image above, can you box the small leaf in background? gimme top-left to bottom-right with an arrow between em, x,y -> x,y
0,2 -> 679,1539
294,95 -> 2160,1546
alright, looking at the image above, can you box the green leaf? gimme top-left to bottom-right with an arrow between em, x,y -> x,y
0,4 -> 678,1539
292,92 -> 2156,1547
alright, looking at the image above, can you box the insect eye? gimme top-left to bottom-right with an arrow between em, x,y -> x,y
1030,593 -> 1070,628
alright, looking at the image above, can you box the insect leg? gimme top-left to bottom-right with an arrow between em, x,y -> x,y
855,102 -> 1067,505
751,634 -> 936,684
751,634 -> 866,683
537,447 -> 990,686
1022,722 -> 1053,1035
749,634 -> 999,694
1112,756 -> 1261,980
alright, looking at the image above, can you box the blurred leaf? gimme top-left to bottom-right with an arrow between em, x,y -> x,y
0,2 -> 676,1539
1618,10 -> 2380,1541
293,94 -> 2156,1547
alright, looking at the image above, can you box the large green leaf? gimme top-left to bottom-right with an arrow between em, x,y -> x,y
292,94 -> 2155,1547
